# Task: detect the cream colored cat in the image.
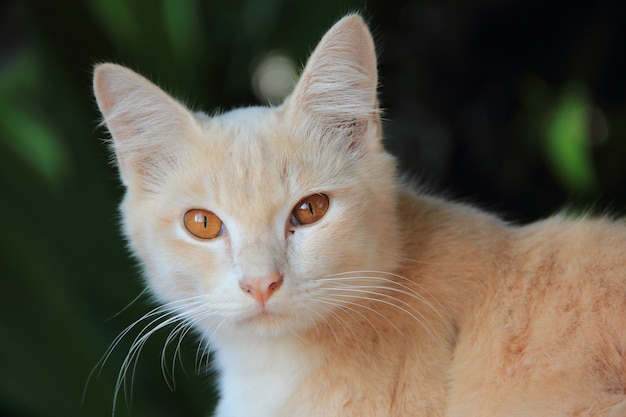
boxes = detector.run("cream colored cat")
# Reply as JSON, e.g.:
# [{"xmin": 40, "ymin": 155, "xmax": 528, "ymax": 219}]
[{"xmin": 93, "ymin": 14, "xmax": 626, "ymax": 417}]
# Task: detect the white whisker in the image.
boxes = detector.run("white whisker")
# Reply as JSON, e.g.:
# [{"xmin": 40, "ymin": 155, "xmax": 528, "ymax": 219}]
[
  {"xmin": 310, "ymin": 269, "xmax": 454, "ymax": 349},
  {"xmin": 327, "ymin": 289, "xmax": 442, "ymax": 344},
  {"xmin": 305, "ymin": 299, "xmax": 348, "ymax": 343},
  {"xmin": 316, "ymin": 296, "xmax": 399, "ymax": 346},
  {"xmin": 337, "ymin": 300, "xmax": 384, "ymax": 343},
  {"xmin": 84, "ymin": 293, "xmax": 222, "ymax": 416},
  {"xmin": 322, "ymin": 270, "xmax": 447, "ymax": 321}
]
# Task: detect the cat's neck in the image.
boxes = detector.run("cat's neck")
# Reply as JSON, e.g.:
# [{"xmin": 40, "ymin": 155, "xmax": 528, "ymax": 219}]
[
  {"xmin": 395, "ymin": 188, "xmax": 510, "ymax": 326},
  {"xmin": 212, "ymin": 330, "xmax": 318, "ymax": 416}
]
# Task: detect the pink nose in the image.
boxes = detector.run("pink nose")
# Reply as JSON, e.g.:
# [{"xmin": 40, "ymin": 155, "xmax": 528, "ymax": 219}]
[{"xmin": 239, "ymin": 272, "xmax": 284, "ymax": 306}]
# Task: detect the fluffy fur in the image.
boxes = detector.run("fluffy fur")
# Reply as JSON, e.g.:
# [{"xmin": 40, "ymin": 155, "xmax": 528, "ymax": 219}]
[{"xmin": 93, "ymin": 15, "xmax": 626, "ymax": 417}]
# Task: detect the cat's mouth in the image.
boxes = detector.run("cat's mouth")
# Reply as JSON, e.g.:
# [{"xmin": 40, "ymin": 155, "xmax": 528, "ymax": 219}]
[
  {"xmin": 245, "ymin": 307, "xmax": 283, "ymax": 322},
  {"xmin": 238, "ymin": 305, "xmax": 292, "ymax": 330}
]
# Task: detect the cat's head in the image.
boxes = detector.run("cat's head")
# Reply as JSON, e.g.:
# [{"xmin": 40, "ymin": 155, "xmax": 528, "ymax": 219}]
[{"xmin": 94, "ymin": 15, "xmax": 400, "ymax": 338}]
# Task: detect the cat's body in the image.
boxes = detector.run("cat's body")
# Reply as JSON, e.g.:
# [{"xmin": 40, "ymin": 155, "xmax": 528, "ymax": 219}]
[{"xmin": 94, "ymin": 15, "xmax": 626, "ymax": 417}]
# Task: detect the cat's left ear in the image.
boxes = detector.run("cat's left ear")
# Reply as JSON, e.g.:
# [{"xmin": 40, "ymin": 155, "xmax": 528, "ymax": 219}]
[{"xmin": 284, "ymin": 15, "xmax": 381, "ymax": 152}]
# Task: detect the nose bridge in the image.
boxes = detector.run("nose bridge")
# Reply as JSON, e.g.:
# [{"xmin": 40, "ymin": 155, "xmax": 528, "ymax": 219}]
[{"xmin": 235, "ymin": 231, "xmax": 282, "ymax": 277}]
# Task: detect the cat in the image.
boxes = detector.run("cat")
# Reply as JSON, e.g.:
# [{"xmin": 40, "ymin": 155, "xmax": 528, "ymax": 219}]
[{"xmin": 93, "ymin": 14, "xmax": 626, "ymax": 417}]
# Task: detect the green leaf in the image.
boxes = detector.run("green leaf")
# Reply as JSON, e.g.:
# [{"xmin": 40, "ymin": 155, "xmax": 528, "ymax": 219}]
[{"xmin": 545, "ymin": 82, "xmax": 596, "ymax": 194}]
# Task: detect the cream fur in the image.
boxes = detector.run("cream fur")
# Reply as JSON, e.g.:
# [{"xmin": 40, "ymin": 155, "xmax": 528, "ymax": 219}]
[{"xmin": 94, "ymin": 14, "xmax": 626, "ymax": 417}]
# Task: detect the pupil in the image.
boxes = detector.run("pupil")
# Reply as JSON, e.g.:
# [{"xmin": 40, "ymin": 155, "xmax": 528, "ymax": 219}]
[
  {"xmin": 203, "ymin": 215, "xmax": 208, "ymax": 228},
  {"xmin": 308, "ymin": 203, "xmax": 314, "ymax": 216}
]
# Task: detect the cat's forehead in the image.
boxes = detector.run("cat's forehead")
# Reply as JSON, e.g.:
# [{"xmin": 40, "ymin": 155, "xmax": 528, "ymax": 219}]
[
  {"xmin": 198, "ymin": 106, "xmax": 297, "ymax": 176},
  {"xmin": 195, "ymin": 105, "xmax": 346, "ymax": 179},
  {"xmin": 211, "ymin": 106, "xmax": 277, "ymax": 131}
]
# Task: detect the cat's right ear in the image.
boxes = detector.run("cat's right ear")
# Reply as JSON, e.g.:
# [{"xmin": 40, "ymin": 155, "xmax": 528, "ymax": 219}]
[
  {"xmin": 284, "ymin": 15, "xmax": 381, "ymax": 152},
  {"xmin": 93, "ymin": 63, "xmax": 200, "ymax": 191}
]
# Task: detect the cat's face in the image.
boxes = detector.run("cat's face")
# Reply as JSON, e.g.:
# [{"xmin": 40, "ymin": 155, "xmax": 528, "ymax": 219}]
[
  {"xmin": 94, "ymin": 15, "xmax": 400, "ymax": 337},
  {"xmin": 120, "ymin": 106, "xmax": 399, "ymax": 337}
]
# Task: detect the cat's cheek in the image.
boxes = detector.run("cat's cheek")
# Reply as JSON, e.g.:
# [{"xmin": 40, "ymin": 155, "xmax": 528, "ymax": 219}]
[
  {"xmin": 135, "ymin": 216, "xmax": 228, "ymax": 303},
  {"xmin": 286, "ymin": 223, "xmax": 343, "ymax": 280}
]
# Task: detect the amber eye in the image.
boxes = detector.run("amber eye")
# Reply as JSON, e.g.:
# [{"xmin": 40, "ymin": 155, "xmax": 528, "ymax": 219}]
[
  {"xmin": 292, "ymin": 194, "xmax": 329, "ymax": 226},
  {"xmin": 184, "ymin": 209, "xmax": 223, "ymax": 239}
]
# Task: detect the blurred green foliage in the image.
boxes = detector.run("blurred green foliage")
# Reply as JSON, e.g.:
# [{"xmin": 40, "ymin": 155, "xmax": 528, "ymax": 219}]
[
  {"xmin": 545, "ymin": 83, "xmax": 597, "ymax": 194},
  {"xmin": 1, "ymin": 0, "xmax": 625, "ymax": 416}
]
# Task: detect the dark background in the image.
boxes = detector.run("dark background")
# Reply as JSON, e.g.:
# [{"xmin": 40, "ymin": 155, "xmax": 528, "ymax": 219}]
[{"xmin": 1, "ymin": 0, "xmax": 625, "ymax": 416}]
